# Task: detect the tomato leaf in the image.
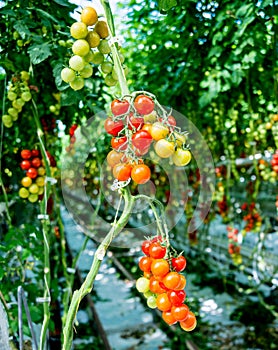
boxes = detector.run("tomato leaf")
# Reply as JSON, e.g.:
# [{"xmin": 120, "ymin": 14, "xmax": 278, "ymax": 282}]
[
  {"xmin": 13, "ymin": 21, "xmax": 31, "ymax": 39},
  {"xmin": 157, "ymin": 0, "xmax": 177, "ymax": 12},
  {"xmin": 27, "ymin": 43, "xmax": 52, "ymax": 64}
]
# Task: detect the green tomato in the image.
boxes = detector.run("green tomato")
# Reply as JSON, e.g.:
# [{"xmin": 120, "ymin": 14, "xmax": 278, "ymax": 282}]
[
  {"xmin": 28, "ymin": 194, "xmax": 39, "ymax": 203},
  {"xmin": 19, "ymin": 187, "xmax": 29, "ymax": 199},
  {"xmin": 2, "ymin": 114, "xmax": 12, "ymax": 124},
  {"xmin": 72, "ymin": 39, "xmax": 90, "ymax": 56},
  {"xmin": 101, "ymin": 61, "xmax": 113, "ymax": 74},
  {"xmin": 80, "ymin": 63, "xmax": 93, "ymax": 78},
  {"xmin": 91, "ymin": 52, "xmax": 104, "ymax": 65},
  {"xmin": 147, "ymin": 296, "xmax": 157, "ymax": 309},
  {"xmin": 70, "ymin": 22, "xmax": 88, "ymax": 39},
  {"xmin": 21, "ymin": 91, "xmax": 32, "ymax": 102},
  {"xmin": 7, "ymin": 91, "xmax": 17, "ymax": 101},
  {"xmin": 69, "ymin": 55, "xmax": 85, "ymax": 71},
  {"xmin": 70, "ymin": 77, "xmax": 85, "ymax": 91},
  {"xmin": 98, "ymin": 39, "xmax": 111, "ymax": 54},
  {"xmin": 61, "ymin": 67, "xmax": 76, "ymax": 83},
  {"xmin": 136, "ymin": 277, "xmax": 150, "ymax": 293},
  {"xmin": 104, "ymin": 74, "xmax": 117, "ymax": 87}
]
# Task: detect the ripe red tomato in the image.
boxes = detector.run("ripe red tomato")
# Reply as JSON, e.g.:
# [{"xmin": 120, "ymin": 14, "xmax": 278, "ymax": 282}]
[
  {"xmin": 134, "ymin": 95, "xmax": 155, "ymax": 115},
  {"xmin": 127, "ymin": 114, "xmax": 144, "ymax": 130},
  {"xmin": 151, "ymin": 259, "xmax": 170, "ymax": 277},
  {"xmin": 171, "ymin": 304, "xmax": 189, "ymax": 321},
  {"xmin": 159, "ymin": 115, "xmax": 176, "ymax": 128},
  {"xmin": 132, "ymin": 130, "xmax": 152, "ymax": 150},
  {"xmin": 20, "ymin": 160, "xmax": 31, "ymax": 170},
  {"xmin": 167, "ymin": 290, "xmax": 186, "ymax": 306},
  {"xmin": 21, "ymin": 149, "xmax": 32, "ymax": 159},
  {"xmin": 139, "ymin": 256, "xmax": 152, "ymax": 273},
  {"xmin": 149, "ymin": 242, "xmax": 166, "ymax": 259},
  {"xmin": 156, "ymin": 293, "xmax": 172, "ymax": 311},
  {"xmin": 104, "ymin": 117, "xmax": 124, "ymax": 136},
  {"xmin": 112, "ymin": 163, "xmax": 132, "ymax": 181},
  {"xmin": 107, "ymin": 150, "xmax": 123, "ymax": 168},
  {"xmin": 111, "ymin": 99, "xmax": 130, "ymax": 116},
  {"xmin": 162, "ymin": 272, "xmax": 181, "ymax": 290},
  {"xmin": 26, "ymin": 167, "xmax": 38, "ymax": 179},
  {"xmin": 141, "ymin": 240, "xmax": 152, "ymax": 255},
  {"xmin": 31, "ymin": 149, "xmax": 40, "ymax": 157},
  {"xmin": 131, "ymin": 164, "xmax": 151, "ymax": 184},
  {"xmin": 111, "ymin": 136, "xmax": 128, "ymax": 150},
  {"xmin": 172, "ymin": 256, "xmax": 187, "ymax": 272},
  {"xmin": 31, "ymin": 157, "xmax": 41, "ymax": 168},
  {"xmin": 162, "ymin": 310, "xmax": 177, "ymax": 325}
]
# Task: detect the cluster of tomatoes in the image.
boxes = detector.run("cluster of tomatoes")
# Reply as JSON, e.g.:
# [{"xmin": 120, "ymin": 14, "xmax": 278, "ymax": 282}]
[
  {"xmin": 66, "ymin": 124, "xmax": 78, "ymax": 153},
  {"xmin": 241, "ymin": 202, "xmax": 262, "ymax": 233},
  {"xmin": 18, "ymin": 149, "xmax": 56, "ymax": 203},
  {"xmin": 2, "ymin": 71, "xmax": 32, "ymax": 128},
  {"xmin": 105, "ymin": 93, "xmax": 191, "ymax": 185},
  {"xmin": 61, "ymin": 6, "xmax": 126, "ymax": 90},
  {"xmin": 135, "ymin": 236, "xmax": 197, "ymax": 331},
  {"xmin": 227, "ymin": 226, "xmax": 242, "ymax": 265},
  {"xmin": 271, "ymin": 150, "xmax": 278, "ymax": 175}
]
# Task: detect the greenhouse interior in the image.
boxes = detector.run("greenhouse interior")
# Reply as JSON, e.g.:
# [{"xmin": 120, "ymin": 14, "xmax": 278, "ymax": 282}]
[{"xmin": 0, "ymin": 0, "xmax": 277, "ymax": 349}]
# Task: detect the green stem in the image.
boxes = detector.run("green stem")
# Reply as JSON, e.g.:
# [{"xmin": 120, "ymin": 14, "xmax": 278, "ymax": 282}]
[
  {"xmin": 100, "ymin": 0, "xmax": 130, "ymax": 96},
  {"xmin": 62, "ymin": 188, "xmax": 135, "ymax": 350}
]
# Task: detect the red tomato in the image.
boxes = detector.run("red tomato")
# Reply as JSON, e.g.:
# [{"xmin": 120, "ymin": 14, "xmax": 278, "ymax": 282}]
[
  {"xmin": 107, "ymin": 150, "xmax": 124, "ymax": 168},
  {"xmin": 21, "ymin": 149, "xmax": 32, "ymax": 159},
  {"xmin": 149, "ymin": 242, "xmax": 166, "ymax": 259},
  {"xmin": 131, "ymin": 164, "xmax": 151, "ymax": 184},
  {"xmin": 162, "ymin": 310, "xmax": 177, "ymax": 325},
  {"xmin": 159, "ymin": 115, "xmax": 176, "ymax": 128},
  {"xmin": 172, "ymin": 256, "xmax": 187, "ymax": 272},
  {"xmin": 112, "ymin": 163, "xmax": 132, "ymax": 181},
  {"xmin": 134, "ymin": 95, "xmax": 155, "ymax": 115},
  {"xmin": 111, "ymin": 136, "xmax": 128, "ymax": 150},
  {"xmin": 151, "ymin": 259, "xmax": 170, "ymax": 277},
  {"xmin": 138, "ymin": 256, "xmax": 152, "ymax": 273},
  {"xmin": 104, "ymin": 117, "xmax": 124, "ymax": 136},
  {"xmin": 156, "ymin": 293, "xmax": 172, "ymax": 311},
  {"xmin": 132, "ymin": 130, "xmax": 152, "ymax": 150},
  {"xmin": 26, "ymin": 167, "xmax": 38, "ymax": 179},
  {"xmin": 111, "ymin": 99, "xmax": 130, "ymax": 116},
  {"xmin": 31, "ymin": 149, "xmax": 40, "ymax": 157},
  {"xmin": 20, "ymin": 160, "xmax": 31, "ymax": 170},
  {"xmin": 162, "ymin": 272, "xmax": 181, "ymax": 290},
  {"xmin": 167, "ymin": 290, "xmax": 186, "ymax": 306},
  {"xmin": 127, "ymin": 114, "xmax": 144, "ymax": 130},
  {"xmin": 171, "ymin": 304, "xmax": 189, "ymax": 321},
  {"xmin": 149, "ymin": 276, "xmax": 168, "ymax": 294},
  {"xmin": 31, "ymin": 157, "xmax": 41, "ymax": 168},
  {"xmin": 141, "ymin": 240, "xmax": 152, "ymax": 256}
]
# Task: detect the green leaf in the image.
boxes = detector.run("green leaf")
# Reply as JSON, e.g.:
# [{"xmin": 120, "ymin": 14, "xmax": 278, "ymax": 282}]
[
  {"xmin": 29, "ymin": 8, "xmax": 59, "ymax": 24},
  {"xmin": 53, "ymin": 0, "xmax": 72, "ymax": 6},
  {"xmin": 61, "ymin": 89, "xmax": 83, "ymax": 106},
  {"xmin": 27, "ymin": 43, "xmax": 52, "ymax": 64},
  {"xmin": 157, "ymin": 0, "xmax": 177, "ymax": 12},
  {"xmin": 13, "ymin": 21, "xmax": 31, "ymax": 39}
]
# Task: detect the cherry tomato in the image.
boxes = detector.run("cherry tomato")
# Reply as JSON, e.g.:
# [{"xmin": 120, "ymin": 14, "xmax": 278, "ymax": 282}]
[
  {"xmin": 132, "ymin": 130, "xmax": 152, "ymax": 150},
  {"xmin": 131, "ymin": 164, "xmax": 151, "ymax": 184},
  {"xmin": 142, "ymin": 123, "xmax": 153, "ymax": 135},
  {"xmin": 20, "ymin": 160, "xmax": 31, "ymax": 170},
  {"xmin": 154, "ymin": 139, "xmax": 175, "ymax": 158},
  {"xmin": 26, "ymin": 167, "xmax": 38, "ymax": 179},
  {"xmin": 141, "ymin": 239, "xmax": 152, "ymax": 256},
  {"xmin": 162, "ymin": 310, "xmax": 177, "ymax": 325},
  {"xmin": 156, "ymin": 293, "xmax": 172, "ymax": 311},
  {"xmin": 149, "ymin": 276, "xmax": 168, "ymax": 294},
  {"xmin": 107, "ymin": 150, "xmax": 124, "ymax": 168},
  {"xmin": 21, "ymin": 176, "xmax": 32, "ymax": 187},
  {"xmin": 134, "ymin": 95, "xmax": 155, "ymax": 115},
  {"xmin": 139, "ymin": 256, "xmax": 152, "ymax": 273},
  {"xmin": 104, "ymin": 117, "xmax": 124, "ymax": 136},
  {"xmin": 172, "ymin": 149, "xmax": 191, "ymax": 166},
  {"xmin": 133, "ymin": 145, "xmax": 150, "ymax": 157},
  {"xmin": 31, "ymin": 157, "xmax": 41, "ymax": 168},
  {"xmin": 149, "ymin": 242, "xmax": 166, "ymax": 259},
  {"xmin": 179, "ymin": 311, "xmax": 197, "ymax": 331},
  {"xmin": 112, "ymin": 163, "xmax": 132, "ymax": 181},
  {"xmin": 31, "ymin": 149, "xmax": 40, "ymax": 157},
  {"xmin": 159, "ymin": 115, "xmax": 176, "ymax": 128},
  {"xmin": 162, "ymin": 272, "xmax": 181, "ymax": 290},
  {"xmin": 150, "ymin": 122, "xmax": 169, "ymax": 141},
  {"xmin": 172, "ymin": 256, "xmax": 187, "ymax": 272},
  {"xmin": 111, "ymin": 99, "xmax": 130, "ymax": 116},
  {"xmin": 151, "ymin": 259, "xmax": 170, "ymax": 277},
  {"xmin": 171, "ymin": 304, "xmax": 189, "ymax": 321},
  {"xmin": 175, "ymin": 275, "xmax": 186, "ymax": 290},
  {"xmin": 127, "ymin": 114, "xmax": 144, "ymax": 130},
  {"xmin": 111, "ymin": 136, "xmax": 128, "ymax": 150},
  {"xmin": 167, "ymin": 290, "xmax": 186, "ymax": 306},
  {"xmin": 21, "ymin": 149, "xmax": 32, "ymax": 159}
]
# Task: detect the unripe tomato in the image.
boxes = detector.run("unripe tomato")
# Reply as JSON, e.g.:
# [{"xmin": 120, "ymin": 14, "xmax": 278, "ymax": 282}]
[
  {"xmin": 70, "ymin": 22, "xmax": 88, "ymax": 39},
  {"xmin": 154, "ymin": 139, "xmax": 175, "ymax": 158},
  {"xmin": 136, "ymin": 277, "xmax": 150, "ymax": 293},
  {"xmin": 19, "ymin": 187, "xmax": 29, "ymax": 199},
  {"xmin": 107, "ymin": 150, "xmax": 124, "ymax": 168},
  {"xmin": 104, "ymin": 118, "xmax": 124, "ymax": 136},
  {"xmin": 21, "ymin": 149, "xmax": 32, "ymax": 159},
  {"xmin": 131, "ymin": 164, "xmax": 151, "ymax": 184},
  {"xmin": 172, "ymin": 149, "xmax": 191, "ymax": 166},
  {"xmin": 95, "ymin": 21, "xmax": 109, "ymax": 39},
  {"xmin": 113, "ymin": 163, "xmax": 132, "ymax": 181},
  {"xmin": 21, "ymin": 176, "xmax": 32, "ymax": 187},
  {"xmin": 86, "ymin": 30, "xmax": 100, "ymax": 48},
  {"xmin": 132, "ymin": 130, "xmax": 152, "ymax": 150},
  {"xmin": 36, "ymin": 177, "xmax": 45, "ymax": 187},
  {"xmin": 150, "ymin": 122, "xmax": 169, "ymax": 141},
  {"xmin": 134, "ymin": 95, "xmax": 155, "ymax": 115},
  {"xmin": 111, "ymin": 99, "xmax": 130, "ymax": 116}
]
